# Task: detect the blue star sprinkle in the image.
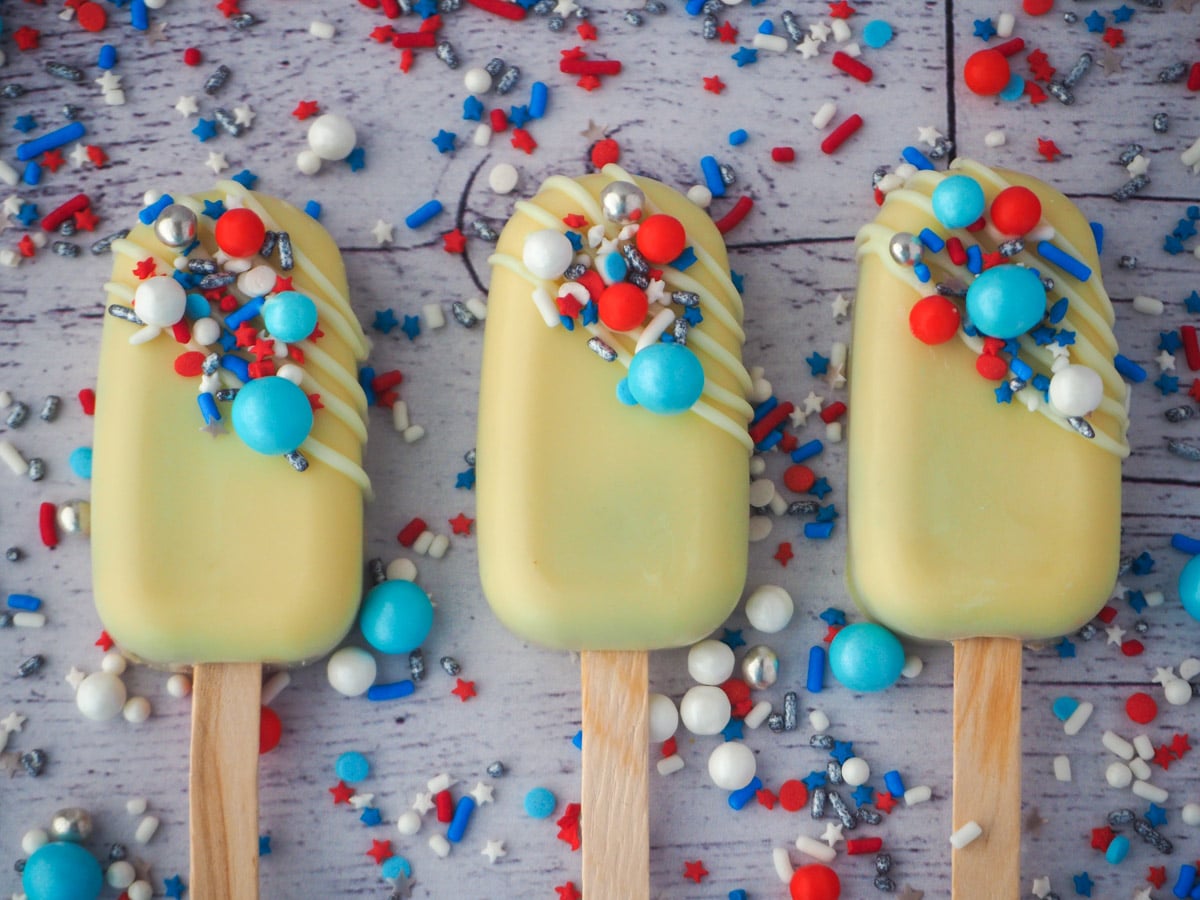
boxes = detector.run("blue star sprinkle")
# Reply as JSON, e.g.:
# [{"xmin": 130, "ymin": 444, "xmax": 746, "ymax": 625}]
[
  {"xmin": 1131, "ymin": 550, "xmax": 1155, "ymax": 575},
  {"xmin": 414, "ymin": 0, "xmax": 438, "ymax": 16},
  {"xmin": 730, "ymin": 271, "xmax": 745, "ymax": 293},
  {"xmin": 972, "ymin": 18, "xmax": 996, "ymax": 40},
  {"xmin": 994, "ymin": 383, "xmax": 1014, "ymax": 404},
  {"xmin": 508, "ymin": 105, "xmax": 532, "ymax": 128},
  {"xmin": 816, "ymin": 505, "xmax": 839, "ymax": 523},
  {"xmin": 721, "ymin": 718, "xmax": 745, "ymax": 742},
  {"xmin": 1164, "ymin": 235, "xmax": 1185, "ymax": 255},
  {"xmin": 851, "ymin": 784, "xmax": 875, "ymax": 806},
  {"xmin": 346, "ymin": 147, "xmax": 366, "ymax": 172},
  {"xmin": 1030, "ymin": 326, "xmax": 1056, "ymax": 346},
  {"xmin": 259, "ymin": 835, "xmax": 272, "ymax": 856},
  {"xmin": 164, "ymin": 875, "xmax": 187, "ymax": 899},
  {"xmin": 1145, "ymin": 803, "xmax": 1167, "ymax": 827},
  {"xmin": 1154, "ymin": 373, "xmax": 1179, "ymax": 396},
  {"xmin": 15, "ymin": 203, "xmax": 39, "ymax": 228},
  {"xmin": 14, "ymin": 115, "xmax": 37, "ymax": 133},
  {"xmin": 1159, "ymin": 331, "xmax": 1184, "ymax": 353},
  {"xmin": 809, "ymin": 477, "xmax": 832, "ymax": 500},
  {"xmin": 192, "ymin": 118, "xmax": 217, "ymax": 142},
  {"xmin": 683, "ymin": 304, "xmax": 704, "ymax": 326},
  {"xmin": 1186, "ymin": 291, "xmax": 1200, "ymax": 314},
  {"xmin": 455, "ymin": 468, "xmax": 476, "ymax": 490},
  {"xmin": 231, "ymin": 169, "xmax": 258, "ymax": 189},
  {"xmin": 806, "ymin": 352, "xmax": 830, "ymax": 376},
  {"xmin": 1053, "ymin": 330, "xmax": 1076, "ymax": 347},
  {"xmin": 431, "ymin": 129, "xmax": 457, "ymax": 154},
  {"xmin": 1174, "ymin": 218, "xmax": 1197, "ymax": 240},
  {"xmin": 1111, "ymin": 4, "xmax": 1134, "ymax": 22},
  {"xmin": 1056, "ymin": 637, "xmax": 1077, "ymax": 659},
  {"xmin": 373, "ymin": 309, "xmax": 399, "ymax": 334},
  {"xmin": 1126, "ymin": 589, "xmax": 1147, "ymax": 613},
  {"xmin": 802, "ymin": 770, "xmax": 827, "ymax": 790},
  {"xmin": 580, "ymin": 300, "xmax": 598, "ymax": 327},
  {"xmin": 1072, "ymin": 871, "xmax": 1093, "ymax": 896},
  {"xmin": 462, "ymin": 96, "xmax": 484, "ymax": 121},
  {"xmin": 401, "ymin": 314, "xmax": 421, "ymax": 340},
  {"xmin": 1084, "ymin": 10, "xmax": 1106, "ymax": 32},
  {"xmin": 721, "ymin": 628, "xmax": 746, "ymax": 649},
  {"xmin": 202, "ymin": 199, "xmax": 226, "ymax": 220},
  {"xmin": 360, "ymin": 807, "xmax": 383, "ymax": 827},
  {"xmin": 731, "ymin": 47, "xmax": 758, "ymax": 67},
  {"xmin": 819, "ymin": 608, "xmax": 846, "ymax": 627},
  {"xmin": 830, "ymin": 740, "xmax": 855, "ymax": 764}
]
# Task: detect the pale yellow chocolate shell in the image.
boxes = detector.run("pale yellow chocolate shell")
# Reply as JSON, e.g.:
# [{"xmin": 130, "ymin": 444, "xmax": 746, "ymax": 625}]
[
  {"xmin": 92, "ymin": 187, "xmax": 368, "ymax": 666},
  {"xmin": 846, "ymin": 161, "xmax": 1124, "ymax": 642},
  {"xmin": 477, "ymin": 169, "xmax": 750, "ymax": 651}
]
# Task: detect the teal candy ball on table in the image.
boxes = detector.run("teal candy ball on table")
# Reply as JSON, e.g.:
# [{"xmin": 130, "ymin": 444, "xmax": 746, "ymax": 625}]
[
  {"xmin": 23, "ymin": 842, "xmax": 103, "ymax": 900},
  {"xmin": 1179, "ymin": 555, "xmax": 1200, "ymax": 621},
  {"xmin": 828, "ymin": 622, "xmax": 905, "ymax": 692},
  {"xmin": 230, "ymin": 376, "xmax": 314, "ymax": 455},
  {"xmin": 619, "ymin": 343, "xmax": 705, "ymax": 415},
  {"xmin": 262, "ymin": 290, "xmax": 318, "ymax": 343},
  {"xmin": 931, "ymin": 174, "xmax": 986, "ymax": 229},
  {"xmin": 965, "ymin": 265, "xmax": 1046, "ymax": 339},
  {"xmin": 360, "ymin": 580, "xmax": 434, "ymax": 654}
]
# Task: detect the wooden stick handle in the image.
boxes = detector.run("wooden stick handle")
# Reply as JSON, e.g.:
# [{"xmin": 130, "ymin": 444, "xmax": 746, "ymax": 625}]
[
  {"xmin": 952, "ymin": 637, "xmax": 1022, "ymax": 900},
  {"xmin": 581, "ymin": 650, "xmax": 649, "ymax": 900},
  {"xmin": 190, "ymin": 662, "xmax": 262, "ymax": 900}
]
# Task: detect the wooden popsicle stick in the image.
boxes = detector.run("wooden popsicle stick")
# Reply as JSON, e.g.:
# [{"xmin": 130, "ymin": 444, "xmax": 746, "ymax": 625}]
[
  {"xmin": 581, "ymin": 650, "xmax": 650, "ymax": 900},
  {"xmin": 952, "ymin": 636, "xmax": 1022, "ymax": 900},
  {"xmin": 190, "ymin": 662, "xmax": 263, "ymax": 900}
]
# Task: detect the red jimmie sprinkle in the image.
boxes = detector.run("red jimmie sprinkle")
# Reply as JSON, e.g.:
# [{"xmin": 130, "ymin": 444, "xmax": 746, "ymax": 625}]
[
  {"xmin": 559, "ymin": 57, "xmax": 622, "ymax": 77},
  {"xmin": 380, "ymin": 0, "xmax": 401, "ymax": 17},
  {"xmin": 41, "ymin": 194, "xmax": 89, "ymax": 232},
  {"xmin": 419, "ymin": 13, "xmax": 442, "ymax": 32},
  {"xmin": 1096, "ymin": 605, "xmax": 1118, "ymax": 624},
  {"xmin": 1121, "ymin": 639, "xmax": 1145, "ymax": 657},
  {"xmin": 399, "ymin": 49, "xmax": 414, "ymax": 73},
  {"xmin": 171, "ymin": 319, "xmax": 191, "ymax": 344},
  {"xmin": 371, "ymin": 370, "xmax": 404, "ymax": 393},
  {"xmin": 375, "ymin": 391, "xmax": 398, "ymax": 408},
  {"xmin": 748, "ymin": 401, "xmax": 794, "ymax": 444},
  {"xmin": 770, "ymin": 147, "xmax": 795, "ymax": 163},
  {"xmin": 392, "ymin": 31, "xmax": 436, "ymax": 48},
  {"xmin": 715, "ymin": 196, "xmax": 754, "ymax": 235},
  {"xmin": 821, "ymin": 114, "xmax": 863, "ymax": 155},
  {"xmin": 397, "ymin": 517, "xmax": 427, "ymax": 547},
  {"xmin": 1189, "ymin": 62, "xmax": 1200, "ymax": 92},
  {"xmin": 1181, "ymin": 325, "xmax": 1200, "ymax": 371},
  {"xmin": 994, "ymin": 37, "xmax": 1026, "ymax": 57},
  {"xmin": 661, "ymin": 736, "xmax": 677, "ymax": 757},
  {"xmin": 819, "ymin": 401, "xmax": 847, "ymax": 424},
  {"xmin": 831, "ymin": 51, "xmax": 872, "ymax": 83},
  {"xmin": 78, "ymin": 388, "xmax": 96, "ymax": 415},
  {"xmin": 847, "ymin": 837, "xmax": 883, "ymax": 855},
  {"xmin": 489, "ymin": 108, "xmax": 508, "ymax": 132},
  {"xmin": 39, "ymin": 502, "xmax": 58, "ymax": 549},
  {"xmin": 466, "ymin": 0, "xmax": 527, "ymax": 19},
  {"xmin": 435, "ymin": 789, "xmax": 454, "ymax": 823},
  {"xmin": 946, "ymin": 236, "xmax": 967, "ymax": 266}
]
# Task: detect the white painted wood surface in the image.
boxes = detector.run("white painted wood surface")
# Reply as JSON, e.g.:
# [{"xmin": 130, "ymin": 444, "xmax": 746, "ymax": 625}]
[{"xmin": 2, "ymin": 2, "xmax": 1199, "ymax": 897}]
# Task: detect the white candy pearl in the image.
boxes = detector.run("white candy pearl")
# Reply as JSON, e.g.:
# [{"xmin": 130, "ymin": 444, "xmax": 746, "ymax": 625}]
[
  {"xmin": 687, "ymin": 639, "xmax": 735, "ymax": 685},
  {"xmin": 745, "ymin": 584, "xmax": 794, "ymax": 633},
  {"xmin": 125, "ymin": 797, "xmax": 147, "ymax": 816},
  {"xmin": 521, "ymin": 229, "xmax": 575, "ymax": 279},
  {"xmin": 276, "ymin": 363, "xmax": 305, "ymax": 386},
  {"xmin": 687, "ymin": 185, "xmax": 713, "ymax": 208},
  {"xmin": 648, "ymin": 693, "xmax": 680, "ymax": 743},
  {"xmin": 296, "ymin": 150, "xmax": 322, "ymax": 176},
  {"xmin": 76, "ymin": 672, "xmax": 127, "ymax": 721},
  {"xmin": 679, "ymin": 685, "xmax": 731, "ymax": 736},
  {"xmin": 488, "ymin": 163, "xmax": 519, "ymax": 195},
  {"xmin": 192, "ymin": 316, "xmax": 221, "ymax": 346},
  {"xmin": 1180, "ymin": 657, "xmax": 1200, "ymax": 680},
  {"xmin": 238, "ymin": 265, "xmax": 277, "ymax": 299},
  {"xmin": 463, "ymin": 67, "xmax": 492, "ymax": 94},
  {"xmin": 133, "ymin": 276, "xmax": 186, "ymax": 326},
  {"xmin": 1183, "ymin": 803, "xmax": 1200, "ymax": 826},
  {"xmin": 1164, "ymin": 678, "xmax": 1192, "ymax": 706},
  {"xmin": 396, "ymin": 810, "xmax": 422, "ymax": 835},
  {"xmin": 106, "ymin": 860, "xmax": 136, "ymax": 890},
  {"xmin": 1106, "ymin": 761, "xmax": 1133, "ymax": 789},
  {"xmin": 166, "ymin": 673, "xmax": 191, "ymax": 698},
  {"xmin": 128, "ymin": 881, "xmax": 153, "ymax": 900},
  {"xmin": 123, "ymin": 696, "xmax": 151, "ymax": 724},
  {"xmin": 21, "ymin": 828, "xmax": 48, "ymax": 855},
  {"xmin": 101, "ymin": 651, "xmax": 127, "ymax": 675},
  {"xmin": 327, "ymin": 647, "xmax": 376, "ymax": 697},
  {"xmin": 707, "ymin": 741, "xmax": 756, "ymax": 790},
  {"xmin": 841, "ymin": 757, "xmax": 870, "ymax": 787},
  {"xmin": 386, "ymin": 558, "xmax": 418, "ymax": 581},
  {"xmin": 306, "ymin": 113, "xmax": 357, "ymax": 161},
  {"xmin": 1048, "ymin": 364, "xmax": 1103, "ymax": 417}
]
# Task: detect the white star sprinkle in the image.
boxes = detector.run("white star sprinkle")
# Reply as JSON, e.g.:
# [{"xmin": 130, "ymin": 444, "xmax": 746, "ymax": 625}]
[
  {"xmin": 372, "ymin": 219, "xmax": 394, "ymax": 245},
  {"xmin": 174, "ymin": 95, "xmax": 198, "ymax": 118},
  {"xmin": 65, "ymin": 667, "xmax": 87, "ymax": 691},
  {"xmin": 3, "ymin": 195, "xmax": 23, "ymax": 217},
  {"xmin": 200, "ymin": 420, "xmax": 226, "ymax": 437},
  {"xmin": 205, "ymin": 151, "xmax": 229, "ymax": 175},
  {"xmin": 788, "ymin": 407, "xmax": 808, "ymax": 429},
  {"xmin": 808, "ymin": 21, "xmax": 832, "ymax": 42},
  {"xmin": 233, "ymin": 104, "xmax": 256, "ymax": 127},
  {"xmin": 69, "ymin": 143, "xmax": 91, "ymax": 168},
  {"xmin": 830, "ymin": 293, "xmax": 850, "ymax": 319},
  {"xmin": 348, "ymin": 792, "xmax": 375, "ymax": 809},
  {"xmin": 1152, "ymin": 666, "xmax": 1178, "ymax": 686},
  {"xmin": 1105, "ymin": 624, "xmax": 1126, "ymax": 646},
  {"xmin": 826, "ymin": 368, "xmax": 847, "ymax": 390},
  {"xmin": 95, "ymin": 71, "xmax": 122, "ymax": 92},
  {"xmin": 820, "ymin": 821, "xmax": 844, "ymax": 847},
  {"xmin": 644, "ymin": 278, "xmax": 667, "ymax": 305},
  {"xmin": 1030, "ymin": 875, "xmax": 1051, "ymax": 898},
  {"xmin": 480, "ymin": 839, "xmax": 506, "ymax": 863},
  {"xmin": 412, "ymin": 792, "xmax": 435, "ymax": 815},
  {"xmin": 553, "ymin": 0, "xmax": 579, "ymax": 14},
  {"xmin": 1158, "ymin": 350, "xmax": 1176, "ymax": 372},
  {"xmin": 1, "ymin": 712, "xmax": 26, "ymax": 733},
  {"xmin": 1126, "ymin": 154, "xmax": 1150, "ymax": 177},
  {"xmin": 796, "ymin": 36, "xmax": 821, "ymax": 59},
  {"xmin": 917, "ymin": 125, "xmax": 944, "ymax": 147},
  {"xmin": 1132, "ymin": 888, "xmax": 1153, "ymax": 900},
  {"xmin": 469, "ymin": 782, "xmax": 495, "ymax": 805},
  {"xmin": 802, "ymin": 391, "xmax": 825, "ymax": 415}
]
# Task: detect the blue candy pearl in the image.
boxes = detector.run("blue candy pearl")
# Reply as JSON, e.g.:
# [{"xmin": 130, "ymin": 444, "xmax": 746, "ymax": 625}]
[
  {"xmin": 524, "ymin": 786, "xmax": 557, "ymax": 819},
  {"xmin": 22, "ymin": 842, "xmax": 103, "ymax": 900},
  {"xmin": 381, "ymin": 857, "xmax": 412, "ymax": 879},
  {"xmin": 965, "ymin": 265, "xmax": 1046, "ymax": 339},
  {"xmin": 262, "ymin": 290, "xmax": 318, "ymax": 343},
  {"xmin": 622, "ymin": 342, "xmax": 705, "ymax": 415},
  {"xmin": 1178, "ymin": 555, "xmax": 1200, "ymax": 621},
  {"xmin": 931, "ymin": 174, "xmax": 986, "ymax": 230},
  {"xmin": 828, "ymin": 622, "xmax": 905, "ymax": 692},
  {"xmin": 184, "ymin": 291, "xmax": 211, "ymax": 321},
  {"xmin": 230, "ymin": 376, "xmax": 314, "ymax": 455},
  {"xmin": 69, "ymin": 447, "xmax": 93, "ymax": 479},
  {"xmin": 335, "ymin": 750, "xmax": 371, "ymax": 783},
  {"xmin": 359, "ymin": 580, "xmax": 434, "ymax": 655}
]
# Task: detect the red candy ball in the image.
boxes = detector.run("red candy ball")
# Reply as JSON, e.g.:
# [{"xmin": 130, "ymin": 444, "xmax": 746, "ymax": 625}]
[
  {"xmin": 635, "ymin": 214, "xmax": 687, "ymax": 264},
  {"xmin": 989, "ymin": 186, "xmax": 1042, "ymax": 236},
  {"xmin": 183, "ymin": 47, "xmax": 202, "ymax": 66},
  {"xmin": 260, "ymin": 706, "xmax": 282, "ymax": 754},
  {"xmin": 909, "ymin": 295, "xmax": 961, "ymax": 345},
  {"xmin": 214, "ymin": 207, "xmax": 267, "ymax": 258},
  {"xmin": 976, "ymin": 353, "xmax": 1009, "ymax": 381},
  {"xmin": 1023, "ymin": 0, "xmax": 1053, "ymax": 14},
  {"xmin": 598, "ymin": 282, "xmax": 648, "ymax": 332},
  {"xmin": 591, "ymin": 138, "xmax": 620, "ymax": 169},
  {"xmin": 790, "ymin": 863, "xmax": 841, "ymax": 900},
  {"xmin": 963, "ymin": 49, "xmax": 1011, "ymax": 96},
  {"xmin": 1125, "ymin": 692, "xmax": 1158, "ymax": 725},
  {"xmin": 783, "ymin": 464, "xmax": 816, "ymax": 493}
]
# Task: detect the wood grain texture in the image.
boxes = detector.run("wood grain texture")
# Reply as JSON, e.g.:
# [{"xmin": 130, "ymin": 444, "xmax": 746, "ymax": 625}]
[
  {"xmin": 581, "ymin": 651, "xmax": 649, "ymax": 900},
  {"xmin": 953, "ymin": 638, "xmax": 1021, "ymax": 900},
  {"xmin": 189, "ymin": 663, "xmax": 262, "ymax": 900}
]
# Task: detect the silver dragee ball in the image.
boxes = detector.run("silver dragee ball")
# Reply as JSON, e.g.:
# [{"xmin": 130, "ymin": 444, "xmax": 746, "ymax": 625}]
[
  {"xmin": 741, "ymin": 645, "xmax": 779, "ymax": 689},
  {"xmin": 888, "ymin": 231, "xmax": 923, "ymax": 267},
  {"xmin": 154, "ymin": 204, "xmax": 198, "ymax": 247},
  {"xmin": 599, "ymin": 181, "xmax": 645, "ymax": 225},
  {"xmin": 57, "ymin": 500, "xmax": 91, "ymax": 536},
  {"xmin": 50, "ymin": 807, "xmax": 94, "ymax": 842}
]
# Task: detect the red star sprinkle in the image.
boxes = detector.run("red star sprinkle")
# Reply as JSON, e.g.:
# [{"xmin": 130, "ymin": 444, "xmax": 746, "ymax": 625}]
[
  {"xmin": 365, "ymin": 839, "xmax": 393, "ymax": 865},
  {"xmin": 703, "ymin": 75, "xmax": 726, "ymax": 94},
  {"xmin": 1025, "ymin": 82, "xmax": 1048, "ymax": 105},
  {"xmin": 308, "ymin": 393, "xmax": 324, "ymax": 411},
  {"xmin": 216, "ymin": 0, "xmax": 241, "ymax": 18},
  {"xmin": 329, "ymin": 780, "xmax": 354, "ymax": 804},
  {"xmin": 829, "ymin": 0, "xmax": 855, "ymax": 18},
  {"xmin": 1089, "ymin": 825, "xmax": 1115, "ymax": 850},
  {"xmin": 370, "ymin": 25, "xmax": 395, "ymax": 43},
  {"xmin": 576, "ymin": 74, "xmax": 601, "ymax": 92},
  {"xmin": 980, "ymin": 251, "xmax": 1005, "ymax": 270},
  {"xmin": 557, "ymin": 294, "xmax": 583, "ymax": 318},
  {"xmin": 823, "ymin": 624, "xmax": 843, "ymax": 643},
  {"xmin": 41, "ymin": 149, "xmax": 66, "ymax": 173},
  {"xmin": 308, "ymin": 325, "xmax": 325, "ymax": 342},
  {"xmin": 554, "ymin": 883, "xmax": 581, "ymax": 900},
  {"xmin": 874, "ymin": 791, "xmax": 900, "ymax": 814},
  {"xmin": 562, "ymin": 214, "xmax": 587, "ymax": 228},
  {"xmin": 560, "ymin": 46, "xmax": 586, "ymax": 62},
  {"xmin": 1171, "ymin": 733, "xmax": 1192, "ymax": 757},
  {"xmin": 442, "ymin": 228, "xmax": 466, "ymax": 253},
  {"xmin": 74, "ymin": 207, "xmax": 100, "ymax": 232},
  {"xmin": 292, "ymin": 100, "xmax": 320, "ymax": 120},
  {"xmin": 773, "ymin": 542, "xmax": 794, "ymax": 566},
  {"xmin": 683, "ymin": 860, "xmax": 708, "ymax": 884},
  {"xmin": 449, "ymin": 513, "xmax": 474, "ymax": 536},
  {"xmin": 17, "ymin": 235, "xmax": 36, "ymax": 258},
  {"xmin": 234, "ymin": 322, "xmax": 259, "ymax": 349},
  {"xmin": 717, "ymin": 21, "xmax": 738, "ymax": 43},
  {"xmin": 1036, "ymin": 138, "xmax": 1062, "ymax": 161},
  {"xmin": 1102, "ymin": 27, "xmax": 1125, "ymax": 48},
  {"xmin": 1148, "ymin": 866, "xmax": 1167, "ymax": 889},
  {"xmin": 273, "ymin": 275, "xmax": 294, "ymax": 293},
  {"xmin": 86, "ymin": 145, "xmax": 108, "ymax": 167},
  {"xmin": 511, "ymin": 128, "xmax": 537, "ymax": 154},
  {"xmin": 250, "ymin": 338, "xmax": 275, "ymax": 361},
  {"xmin": 132, "ymin": 258, "xmax": 156, "ymax": 279},
  {"xmin": 556, "ymin": 820, "xmax": 581, "ymax": 851},
  {"xmin": 451, "ymin": 678, "xmax": 476, "ymax": 701},
  {"xmin": 576, "ymin": 21, "xmax": 597, "ymax": 40},
  {"xmin": 755, "ymin": 788, "xmax": 777, "ymax": 810},
  {"xmin": 399, "ymin": 49, "xmax": 414, "ymax": 73},
  {"xmin": 1153, "ymin": 743, "xmax": 1174, "ymax": 769},
  {"xmin": 95, "ymin": 631, "xmax": 114, "ymax": 651},
  {"xmin": 13, "ymin": 26, "xmax": 41, "ymax": 51}
]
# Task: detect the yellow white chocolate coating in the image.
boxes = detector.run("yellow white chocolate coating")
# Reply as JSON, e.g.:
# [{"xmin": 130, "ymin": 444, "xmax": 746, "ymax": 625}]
[
  {"xmin": 847, "ymin": 159, "xmax": 1126, "ymax": 642},
  {"xmin": 92, "ymin": 183, "xmax": 369, "ymax": 665},
  {"xmin": 477, "ymin": 166, "xmax": 751, "ymax": 651}
]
